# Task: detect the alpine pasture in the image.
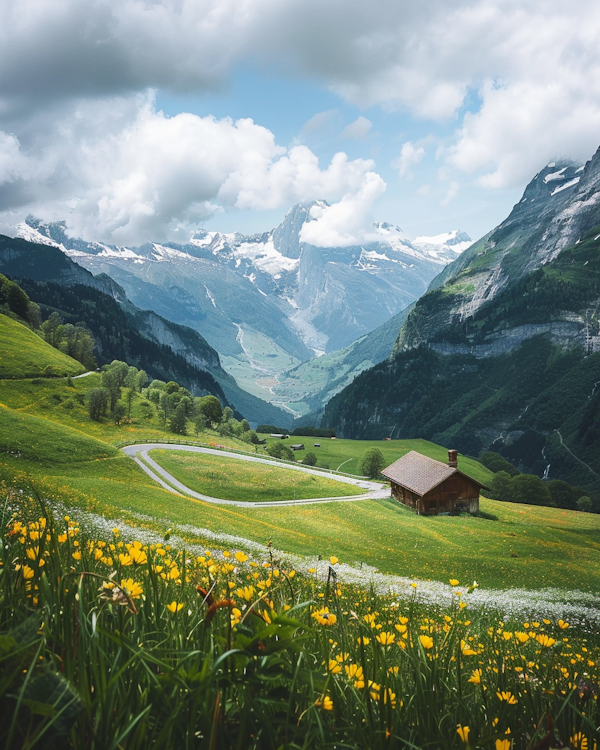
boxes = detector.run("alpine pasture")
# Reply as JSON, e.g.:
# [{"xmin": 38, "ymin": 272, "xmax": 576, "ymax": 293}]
[{"xmin": 2, "ymin": 313, "xmax": 600, "ymax": 749}]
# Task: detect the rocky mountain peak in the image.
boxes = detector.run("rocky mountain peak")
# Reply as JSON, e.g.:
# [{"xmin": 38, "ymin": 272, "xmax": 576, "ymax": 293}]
[{"xmin": 272, "ymin": 200, "xmax": 328, "ymax": 259}]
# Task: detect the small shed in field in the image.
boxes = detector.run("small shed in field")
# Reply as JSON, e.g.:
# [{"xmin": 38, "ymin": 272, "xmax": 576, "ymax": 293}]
[{"xmin": 381, "ymin": 450, "xmax": 485, "ymax": 516}]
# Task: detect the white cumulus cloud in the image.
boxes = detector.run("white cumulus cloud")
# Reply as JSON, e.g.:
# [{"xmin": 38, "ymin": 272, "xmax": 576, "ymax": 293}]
[
  {"xmin": 0, "ymin": 95, "xmax": 385, "ymax": 244},
  {"xmin": 298, "ymin": 172, "xmax": 387, "ymax": 247},
  {"xmin": 2, "ymin": 0, "xmax": 600, "ymax": 231}
]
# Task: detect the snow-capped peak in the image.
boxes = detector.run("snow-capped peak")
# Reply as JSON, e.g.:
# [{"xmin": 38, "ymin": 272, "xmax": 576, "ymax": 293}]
[
  {"xmin": 16, "ymin": 222, "xmax": 65, "ymax": 250},
  {"xmin": 412, "ymin": 230, "xmax": 472, "ymax": 261}
]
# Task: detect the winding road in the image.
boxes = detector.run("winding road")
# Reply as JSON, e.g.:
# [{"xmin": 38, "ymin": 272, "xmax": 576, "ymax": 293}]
[{"xmin": 122, "ymin": 443, "xmax": 390, "ymax": 507}]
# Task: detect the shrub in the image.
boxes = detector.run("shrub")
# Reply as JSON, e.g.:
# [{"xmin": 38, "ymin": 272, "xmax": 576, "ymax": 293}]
[
  {"xmin": 360, "ymin": 447, "xmax": 385, "ymax": 478},
  {"xmin": 266, "ymin": 442, "xmax": 295, "ymax": 461}
]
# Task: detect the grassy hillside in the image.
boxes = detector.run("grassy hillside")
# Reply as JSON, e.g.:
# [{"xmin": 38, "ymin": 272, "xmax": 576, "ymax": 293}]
[
  {"xmin": 0, "ymin": 372, "xmax": 597, "ymax": 590},
  {"xmin": 260, "ymin": 433, "xmax": 493, "ymax": 486},
  {"xmin": 2, "ymin": 320, "xmax": 599, "ymax": 592},
  {"xmin": 0, "ymin": 313, "xmax": 84, "ymax": 378},
  {"xmin": 148, "ymin": 449, "xmax": 368, "ymax": 502},
  {"xmin": 0, "ymin": 405, "xmax": 116, "ymax": 465}
]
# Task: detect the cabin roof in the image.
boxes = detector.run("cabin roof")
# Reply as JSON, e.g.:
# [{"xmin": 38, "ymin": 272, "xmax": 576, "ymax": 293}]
[{"xmin": 381, "ymin": 451, "xmax": 485, "ymax": 497}]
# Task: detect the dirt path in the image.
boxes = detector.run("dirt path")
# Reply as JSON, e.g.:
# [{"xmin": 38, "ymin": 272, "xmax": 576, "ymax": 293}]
[{"xmin": 122, "ymin": 442, "xmax": 389, "ymax": 507}]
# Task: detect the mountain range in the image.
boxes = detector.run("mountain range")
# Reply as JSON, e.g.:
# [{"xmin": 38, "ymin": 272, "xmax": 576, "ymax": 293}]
[
  {"xmin": 0, "ymin": 234, "xmax": 291, "ymax": 426},
  {"xmin": 322, "ymin": 152, "xmax": 600, "ymax": 498},
  {"xmin": 17, "ymin": 205, "xmax": 471, "ymax": 413}
]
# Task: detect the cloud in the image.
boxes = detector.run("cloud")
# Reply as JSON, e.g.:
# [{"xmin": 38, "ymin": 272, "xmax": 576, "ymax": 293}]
[
  {"xmin": 448, "ymin": 78, "xmax": 600, "ymax": 188},
  {"xmin": 393, "ymin": 141, "xmax": 425, "ymax": 179},
  {"xmin": 2, "ymin": 0, "xmax": 600, "ymax": 219},
  {"xmin": 341, "ymin": 116, "xmax": 372, "ymax": 139},
  {"xmin": 441, "ymin": 181, "xmax": 459, "ymax": 206},
  {"xmin": 298, "ymin": 171, "xmax": 386, "ymax": 247},
  {"xmin": 0, "ymin": 95, "xmax": 384, "ymax": 244}
]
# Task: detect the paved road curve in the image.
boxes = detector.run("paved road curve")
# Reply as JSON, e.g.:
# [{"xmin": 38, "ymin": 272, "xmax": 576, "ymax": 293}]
[{"xmin": 122, "ymin": 443, "xmax": 390, "ymax": 507}]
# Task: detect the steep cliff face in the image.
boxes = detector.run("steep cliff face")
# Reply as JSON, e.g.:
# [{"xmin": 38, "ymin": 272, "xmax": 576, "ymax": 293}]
[
  {"xmin": 393, "ymin": 150, "xmax": 600, "ymax": 356},
  {"xmin": 322, "ymin": 150, "xmax": 600, "ymax": 497}
]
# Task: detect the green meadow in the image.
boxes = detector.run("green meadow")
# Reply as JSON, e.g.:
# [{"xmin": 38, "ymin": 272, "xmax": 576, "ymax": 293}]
[
  {"xmin": 0, "ymin": 314, "xmax": 85, "ymax": 378},
  {"xmin": 2, "ymin": 312, "xmax": 600, "ymax": 592},
  {"xmin": 259, "ymin": 433, "xmax": 493, "ymax": 485},
  {"xmin": 147, "ymin": 449, "xmax": 367, "ymax": 502}
]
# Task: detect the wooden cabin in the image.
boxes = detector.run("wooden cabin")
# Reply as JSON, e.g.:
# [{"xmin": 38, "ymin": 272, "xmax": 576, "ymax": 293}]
[{"xmin": 381, "ymin": 450, "xmax": 485, "ymax": 516}]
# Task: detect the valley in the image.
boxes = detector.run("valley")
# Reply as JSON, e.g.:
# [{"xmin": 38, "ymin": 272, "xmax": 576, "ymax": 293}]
[
  {"xmin": 1, "ymin": 316, "xmax": 598, "ymax": 592},
  {"xmin": 17, "ymin": 208, "xmax": 470, "ymax": 413}
]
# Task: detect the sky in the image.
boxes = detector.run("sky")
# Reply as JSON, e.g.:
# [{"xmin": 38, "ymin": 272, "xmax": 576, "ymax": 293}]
[{"xmin": 1, "ymin": 0, "xmax": 600, "ymax": 248}]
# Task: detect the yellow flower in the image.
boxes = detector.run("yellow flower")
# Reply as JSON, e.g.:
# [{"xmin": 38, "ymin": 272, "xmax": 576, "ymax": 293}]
[
  {"xmin": 168, "ymin": 566, "xmax": 180, "ymax": 580},
  {"xmin": 119, "ymin": 553, "xmax": 132, "ymax": 566},
  {"xmin": 456, "ymin": 725, "xmax": 470, "ymax": 743},
  {"xmin": 234, "ymin": 551, "xmax": 248, "ymax": 563},
  {"xmin": 468, "ymin": 669, "xmax": 482, "ymax": 684},
  {"xmin": 22, "ymin": 565, "xmax": 35, "ymax": 579},
  {"xmin": 495, "ymin": 740, "xmax": 511, "ymax": 750},
  {"xmin": 357, "ymin": 636, "xmax": 370, "ymax": 646},
  {"xmin": 328, "ymin": 659, "xmax": 342, "ymax": 674},
  {"xmin": 315, "ymin": 695, "xmax": 333, "ymax": 711},
  {"xmin": 166, "ymin": 601, "xmax": 184, "ymax": 613},
  {"xmin": 536, "ymin": 634, "xmax": 556, "ymax": 648},
  {"xmin": 496, "ymin": 691, "xmax": 517, "ymax": 704},
  {"xmin": 329, "ymin": 556, "xmax": 339, "ymax": 565},
  {"xmin": 72, "ymin": 551, "xmax": 82, "ymax": 561},
  {"xmin": 376, "ymin": 631, "xmax": 396, "ymax": 646},
  {"xmin": 312, "ymin": 608, "xmax": 337, "ymax": 626},
  {"xmin": 129, "ymin": 547, "xmax": 147, "ymax": 565},
  {"xmin": 570, "ymin": 732, "xmax": 588, "ymax": 750},
  {"xmin": 120, "ymin": 578, "xmax": 143, "ymax": 599},
  {"xmin": 503, "ymin": 632, "xmax": 513, "ymax": 640},
  {"xmin": 235, "ymin": 585, "xmax": 256, "ymax": 602},
  {"xmin": 344, "ymin": 663, "xmax": 364, "ymax": 688},
  {"xmin": 558, "ymin": 619, "xmax": 569, "ymax": 629},
  {"xmin": 419, "ymin": 634, "xmax": 434, "ymax": 650},
  {"xmin": 460, "ymin": 639, "xmax": 477, "ymax": 656},
  {"xmin": 449, "ymin": 579, "xmax": 459, "ymax": 586},
  {"xmin": 515, "ymin": 632, "xmax": 529, "ymax": 643}
]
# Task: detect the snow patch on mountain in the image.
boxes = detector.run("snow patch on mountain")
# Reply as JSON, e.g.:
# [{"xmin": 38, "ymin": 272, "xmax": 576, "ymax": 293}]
[
  {"xmin": 544, "ymin": 167, "xmax": 568, "ymax": 183},
  {"xmin": 16, "ymin": 222, "xmax": 64, "ymax": 250},
  {"xmin": 412, "ymin": 230, "xmax": 473, "ymax": 260},
  {"xmin": 98, "ymin": 246, "xmax": 146, "ymax": 260},
  {"xmin": 550, "ymin": 177, "xmax": 581, "ymax": 196},
  {"xmin": 234, "ymin": 239, "xmax": 300, "ymax": 278}
]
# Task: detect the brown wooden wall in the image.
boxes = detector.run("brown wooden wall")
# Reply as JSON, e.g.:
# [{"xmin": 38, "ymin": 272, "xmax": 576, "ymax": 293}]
[{"xmin": 391, "ymin": 474, "xmax": 480, "ymax": 515}]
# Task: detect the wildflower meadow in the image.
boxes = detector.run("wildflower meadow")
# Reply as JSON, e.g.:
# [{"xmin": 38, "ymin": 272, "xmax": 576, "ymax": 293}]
[{"xmin": 1, "ymin": 488, "xmax": 599, "ymax": 750}]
